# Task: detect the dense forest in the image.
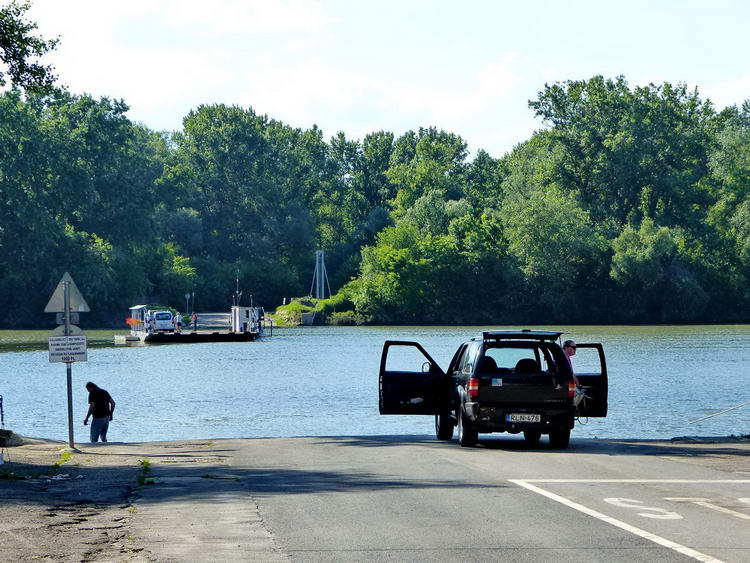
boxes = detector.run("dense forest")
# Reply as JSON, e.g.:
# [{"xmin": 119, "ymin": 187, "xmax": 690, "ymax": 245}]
[{"xmin": 1, "ymin": 7, "xmax": 750, "ymax": 328}]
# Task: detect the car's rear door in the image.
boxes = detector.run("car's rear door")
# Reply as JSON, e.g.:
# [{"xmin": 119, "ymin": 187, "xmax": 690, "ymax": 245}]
[
  {"xmin": 379, "ymin": 341, "xmax": 450, "ymax": 415},
  {"xmin": 574, "ymin": 343, "xmax": 608, "ymax": 417}
]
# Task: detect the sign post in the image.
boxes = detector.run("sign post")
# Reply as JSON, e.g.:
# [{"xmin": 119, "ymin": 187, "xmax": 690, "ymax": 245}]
[{"xmin": 45, "ymin": 273, "xmax": 90, "ymax": 450}]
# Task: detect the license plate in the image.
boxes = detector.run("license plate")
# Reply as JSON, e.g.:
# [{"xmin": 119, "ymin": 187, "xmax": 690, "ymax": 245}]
[{"xmin": 506, "ymin": 413, "xmax": 541, "ymax": 423}]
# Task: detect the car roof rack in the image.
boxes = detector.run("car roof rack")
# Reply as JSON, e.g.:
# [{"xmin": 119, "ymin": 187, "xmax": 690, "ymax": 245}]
[{"xmin": 480, "ymin": 329, "xmax": 563, "ymax": 341}]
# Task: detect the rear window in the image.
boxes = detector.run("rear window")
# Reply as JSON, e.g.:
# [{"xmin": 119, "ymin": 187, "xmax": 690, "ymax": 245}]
[
  {"xmin": 482, "ymin": 343, "xmax": 564, "ymax": 374},
  {"xmin": 155, "ymin": 312, "xmax": 172, "ymax": 320},
  {"xmin": 485, "ymin": 347, "xmax": 538, "ymax": 370}
]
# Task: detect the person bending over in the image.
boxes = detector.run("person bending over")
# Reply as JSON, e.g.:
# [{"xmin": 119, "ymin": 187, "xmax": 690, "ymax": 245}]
[{"xmin": 83, "ymin": 382, "xmax": 116, "ymax": 443}]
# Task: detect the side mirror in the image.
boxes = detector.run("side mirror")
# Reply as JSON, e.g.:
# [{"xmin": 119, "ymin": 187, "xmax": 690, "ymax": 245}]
[{"xmin": 422, "ymin": 361, "xmax": 432, "ymax": 373}]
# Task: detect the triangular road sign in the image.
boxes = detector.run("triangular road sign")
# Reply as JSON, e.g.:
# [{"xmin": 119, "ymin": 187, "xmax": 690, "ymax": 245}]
[{"xmin": 44, "ymin": 272, "xmax": 91, "ymax": 313}]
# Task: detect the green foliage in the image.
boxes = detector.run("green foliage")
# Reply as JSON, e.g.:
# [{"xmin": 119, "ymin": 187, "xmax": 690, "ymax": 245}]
[
  {"xmin": 501, "ymin": 187, "xmax": 608, "ymax": 316},
  {"xmin": 274, "ymin": 299, "xmax": 316, "ymax": 325},
  {"xmin": 53, "ymin": 450, "xmax": 72, "ymax": 469},
  {"xmin": 610, "ymin": 219, "xmax": 709, "ymax": 321},
  {"xmin": 0, "ymin": 53, "xmax": 749, "ymax": 326},
  {"xmin": 137, "ymin": 458, "xmax": 154, "ymax": 486},
  {"xmin": 611, "ymin": 219, "xmax": 680, "ymax": 288},
  {"xmin": 529, "ymin": 76, "xmax": 717, "ymax": 232},
  {"xmin": 0, "ymin": 0, "xmax": 58, "ymax": 92}
]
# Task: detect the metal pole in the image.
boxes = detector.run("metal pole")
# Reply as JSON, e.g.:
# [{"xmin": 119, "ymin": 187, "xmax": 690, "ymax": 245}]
[{"xmin": 64, "ymin": 281, "xmax": 75, "ymax": 449}]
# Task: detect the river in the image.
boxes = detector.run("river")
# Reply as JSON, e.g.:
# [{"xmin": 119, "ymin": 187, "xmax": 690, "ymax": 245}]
[{"xmin": 0, "ymin": 325, "xmax": 748, "ymax": 443}]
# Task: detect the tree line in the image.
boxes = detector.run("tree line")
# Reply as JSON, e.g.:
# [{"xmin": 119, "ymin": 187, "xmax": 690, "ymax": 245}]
[
  {"xmin": 1, "ymin": 5, "xmax": 749, "ymax": 327},
  {"xmin": 1, "ymin": 76, "xmax": 749, "ymax": 327}
]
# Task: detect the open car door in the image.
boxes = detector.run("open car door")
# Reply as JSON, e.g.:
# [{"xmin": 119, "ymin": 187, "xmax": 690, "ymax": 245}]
[
  {"xmin": 379, "ymin": 340, "xmax": 450, "ymax": 415},
  {"xmin": 573, "ymin": 343, "xmax": 608, "ymax": 417}
]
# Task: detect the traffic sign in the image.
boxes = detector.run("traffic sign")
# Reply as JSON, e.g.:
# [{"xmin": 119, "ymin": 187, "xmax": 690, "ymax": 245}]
[
  {"xmin": 48, "ymin": 335, "xmax": 88, "ymax": 363},
  {"xmin": 44, "ymin": 272, "xmax": 90, "ymax": 313},
  {"xmin": 56, "ymin": 312, "xmax": 79, "ymax": 325},
  {"xmin": 51, "ymin": 324, "xmax": 84, "ymax": 336}
]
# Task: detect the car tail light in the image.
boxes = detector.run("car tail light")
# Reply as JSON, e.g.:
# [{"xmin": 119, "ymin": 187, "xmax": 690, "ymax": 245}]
[
  {"xmin": 568, "ymin": 382, "xmax": 576, "ymax": 397},
  {"xmin": 468, "ymin": 378, "xmax": 479, "ymax": 398}
]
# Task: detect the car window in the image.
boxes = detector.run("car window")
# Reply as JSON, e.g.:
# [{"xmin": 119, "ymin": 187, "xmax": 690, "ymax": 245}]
[
  {"xmin": 449, "ymin": 344, "xmax": 467, "ymax": 373},
  {"xmin": 385, "ymin": 345, "xmax": 433, "ymax": 372},
  {"xmin": 460, "ymin": 342, "xmax": 481, "ymax": 375},
  {"xmin": 485, "ymin": 347, "xmax": 536, "ymax": 370},
  {"xmin": 570, "ymin": 346, "xmax": 602, "ymax": 375},
  {"xmin": 155, "ymin": 313, "xmax": 172, "ymax": 320}
]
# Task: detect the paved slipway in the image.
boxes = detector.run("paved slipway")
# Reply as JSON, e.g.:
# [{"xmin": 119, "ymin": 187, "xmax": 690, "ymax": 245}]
[{"xmin": 1, "ymin": 434, "xmax": 749, "ymax": 562}]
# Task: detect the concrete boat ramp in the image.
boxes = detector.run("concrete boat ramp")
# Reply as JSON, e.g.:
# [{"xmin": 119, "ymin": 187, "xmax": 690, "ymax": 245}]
[{"xmin": 3, "ymin": 435, "xmax": 749, "ymax": 562}]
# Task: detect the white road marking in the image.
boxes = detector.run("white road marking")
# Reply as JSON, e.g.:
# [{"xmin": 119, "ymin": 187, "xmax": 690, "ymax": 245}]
[
  {"xmin": 665, "ymin": 498, "xmax": 750, "ymax": 520},
  {"xmin": 604, "ymin": 497, "xmax": 683, "ymax": 519},
  {"xmin": 510, "ymin": 479, "xmax": 724, "ymax": 563},
  {"xmin": 518, "ymin": 479, "xmax": 750, "ymax": 484}
]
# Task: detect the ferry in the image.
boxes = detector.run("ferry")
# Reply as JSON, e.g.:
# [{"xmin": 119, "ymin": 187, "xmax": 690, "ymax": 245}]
[{"xmin": 115, "ymin": 305, "xmax": 269, "ymax": 345}]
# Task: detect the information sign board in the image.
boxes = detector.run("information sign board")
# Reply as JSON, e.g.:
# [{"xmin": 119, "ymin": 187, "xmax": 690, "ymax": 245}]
[{"xmin": 48, "ymin": 335, "xmax": 88, "ymax": 363}]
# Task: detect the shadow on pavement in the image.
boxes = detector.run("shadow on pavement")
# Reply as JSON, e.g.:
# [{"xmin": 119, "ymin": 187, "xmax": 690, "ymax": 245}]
[
  {"xmin": 3, "ymin": 435, "xmax": 747, "ymax": 509},
  {"xmin": 316, "ymin": 433, "xmax": 750, "ymax": 459}
]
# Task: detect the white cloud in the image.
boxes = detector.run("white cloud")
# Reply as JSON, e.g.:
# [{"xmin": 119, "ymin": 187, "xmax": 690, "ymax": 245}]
[
  {"xmin": 24, "ymin": 2, "xmax": 541, "ymax": 153},
  {"xmin": 230, "ymin": 51, "xmax": 532, "ymax": 155},
  {"xmin": 703, "ymin": 75, "xmax": 750, "ymax": 110}
]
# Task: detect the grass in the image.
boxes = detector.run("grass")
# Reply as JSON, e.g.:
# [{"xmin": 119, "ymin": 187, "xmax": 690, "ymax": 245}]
[
  {"xmin": 53, "ymin": 450, "xmax": 73, "ymax": 469},
  {"xmin": 136, "ymin": 459, "xmax": 155, "ymax": 486},
  {"xmin": 0, "ymin": 329, "xmax": 123, "ymax": 353},
  {"xmin": 273, "ymin": 292, "xmax": 357, "ymax": 325}
]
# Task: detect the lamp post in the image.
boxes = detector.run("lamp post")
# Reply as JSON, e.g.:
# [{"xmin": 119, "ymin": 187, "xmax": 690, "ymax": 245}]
[{"xmin": 184, "ymin": 293, "xmax": 190, "ymax": 316}]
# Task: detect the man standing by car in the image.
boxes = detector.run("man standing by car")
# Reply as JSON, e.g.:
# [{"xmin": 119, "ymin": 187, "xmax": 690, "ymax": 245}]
[
  {"xmin": 563, "ymin": 340, "xmax": 584, "ymax": 407},
  {"xmin": 563, "ymin": 340, "xmax": 577, "ymax": 372},
  {"xmin": 83, "ymin": 382, "xmax": 116, "ymax": 443}
]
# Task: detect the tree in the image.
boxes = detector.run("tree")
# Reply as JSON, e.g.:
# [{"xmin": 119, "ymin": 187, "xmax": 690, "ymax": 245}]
[
  {"xmin": 529, "ymin": 76, "xmax": 717, "ymax": 232},
  {"xmin": 0, "ymin": 0, "xmax": 57, "ymax": 91},
  {"xmin": 500, "ymin": 187, "xmax": 608, "ymax": 318},
  {"xmin": 386, "ymin": 127, "xmax": 468, "ymax": 214},
  {"xmin": 610, "ymin": 219, "xmax": 709, "ymax": 321}
]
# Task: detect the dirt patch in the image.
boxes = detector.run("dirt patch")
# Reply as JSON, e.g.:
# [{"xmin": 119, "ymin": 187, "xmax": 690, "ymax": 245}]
[{"xmin": 0, "ymin": 436, "xmax": 223, "ymax": 562}]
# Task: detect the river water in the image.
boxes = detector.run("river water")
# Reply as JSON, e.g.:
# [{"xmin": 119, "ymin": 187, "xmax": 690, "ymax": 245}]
[{"xmin": 0, "ymin": 325, "xmax": 748, "ymax": 443}]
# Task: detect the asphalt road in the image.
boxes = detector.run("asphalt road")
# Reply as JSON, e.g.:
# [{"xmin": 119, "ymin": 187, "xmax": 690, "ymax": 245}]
[{"xmin": 224, "ymin": 435, "xmax": 750, "ymax": 562}]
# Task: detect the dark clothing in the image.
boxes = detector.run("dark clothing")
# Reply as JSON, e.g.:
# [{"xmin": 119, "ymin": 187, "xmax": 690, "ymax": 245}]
[{"xmin": 88, "ymin": 388, "xmax": 113, "ymax": 418}]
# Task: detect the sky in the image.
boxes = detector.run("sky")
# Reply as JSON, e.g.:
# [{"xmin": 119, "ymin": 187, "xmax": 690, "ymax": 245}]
[{"xmin": 25, "ymin": 0, "xmax": 750, "ymax": 158}]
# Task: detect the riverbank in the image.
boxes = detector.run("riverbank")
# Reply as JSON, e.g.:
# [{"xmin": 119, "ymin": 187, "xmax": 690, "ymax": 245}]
[{"xmin": 2, "ymin": 433, "xmax": 750, "ymax": 562}]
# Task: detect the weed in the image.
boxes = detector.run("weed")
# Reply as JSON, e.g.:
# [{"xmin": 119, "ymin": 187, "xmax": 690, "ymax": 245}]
[
  {"xmin": 136, "ymin": 459, "xmax": 155, "ymax": 486},
  {"xmin": 127, "ymin": 506, "xmax": 137, "ymax": 514},
  {"xmin": 53, "ymin": 450, "xmax": 72, "ymax": 469}
]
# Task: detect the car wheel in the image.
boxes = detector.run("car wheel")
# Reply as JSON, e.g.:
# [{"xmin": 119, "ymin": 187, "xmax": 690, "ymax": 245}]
[
  {"xmin": 549, "ymin": 427, "xmax": 571, "ymax": 449},
  {"xmin": 523, "ymin": 430, "xmax": 541, "ymax": 445},
  {"xmin": 458, "ymin": 408, "xmax": 478, "ymax": 447},
  {"xmin": 435, "ymin": 413, "xmax": 454, "ymax": 441}
]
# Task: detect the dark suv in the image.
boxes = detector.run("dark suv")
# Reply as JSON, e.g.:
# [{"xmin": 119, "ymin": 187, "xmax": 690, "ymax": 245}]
[{"xmin": 378, "ymin": 330, "xmax": 608, "ymax": 449}]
